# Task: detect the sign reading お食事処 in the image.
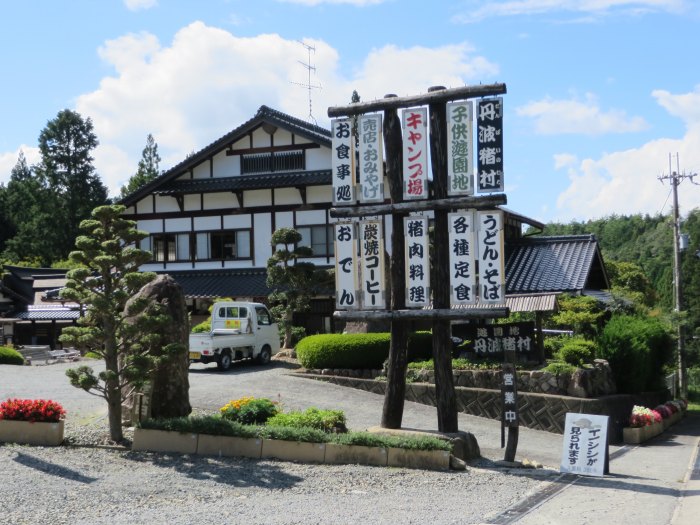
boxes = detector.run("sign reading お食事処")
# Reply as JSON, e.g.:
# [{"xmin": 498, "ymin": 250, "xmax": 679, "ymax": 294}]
[
  {"xmin": 331, "ymin": 118, "xmax": 355, "ymax": 205},
  {"xmin": 334, "ymin": 222, "xmax": 358, "ymax": 309},
  {"xmin": 560, "ymin": 413, "xmax": 609, "ymax": 477},
  {"xmin": 404, "ymin": 215, "xmax": 429, "ymax": 307}
]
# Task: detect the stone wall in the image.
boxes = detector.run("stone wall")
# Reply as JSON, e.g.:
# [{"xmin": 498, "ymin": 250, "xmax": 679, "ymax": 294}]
[{"xmin": 300, "ymin": 373, "xmax": 665, "ymax": 443}]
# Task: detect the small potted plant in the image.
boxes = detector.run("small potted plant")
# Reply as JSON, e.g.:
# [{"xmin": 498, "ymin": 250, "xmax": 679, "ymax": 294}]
[{"xmin": 0, "ymin": 398, "xmax": 66, "ymax": 446}]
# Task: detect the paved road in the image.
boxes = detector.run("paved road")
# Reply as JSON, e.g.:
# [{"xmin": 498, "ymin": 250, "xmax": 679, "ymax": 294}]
[{"xmin": 2, "ymin": 359, "xmax": 700, "ymax": 524}]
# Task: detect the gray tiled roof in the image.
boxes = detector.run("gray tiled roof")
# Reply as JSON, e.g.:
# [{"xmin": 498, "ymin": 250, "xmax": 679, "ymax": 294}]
[
  {"xmin": 13, "ymin": 309, "xmax": 80, "ymax": 321},
  {"xmin": 506, "ymin": 235, "xmax": 609, "ymax": 294},
  {"xmin": 120, "ymin": 105, "xmax": 331, "ymax": 206},
  {"xmin": 154, "ymin": 170, "xmax": 331, "ymax": 196},
  {"xmin": 158, "ymin": 268, "xmax": 271, "ymax": 298}
]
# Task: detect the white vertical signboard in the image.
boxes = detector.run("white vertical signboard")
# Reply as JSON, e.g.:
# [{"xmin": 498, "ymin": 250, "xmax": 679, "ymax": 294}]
[
  {"xmin": 402, "ymin": 107, "xmax": 429, "ymax": 200},
  {"xmin": 334, "ymin": 223, "xmax": 358, "ymax": 310},
  {"xmin": 447, "ymin": 101, "xmax": 474, "ymax": 196},
  {"xmin": 331, "ymin": 118, "xmax": 354, "ymax": 205},
  {"xmin": 404, "ymin": 215, "xmax": 430, "ymax": 307},
  {"xmin": 477, "ymin": 210, "xmax": 505, "ymax": 304},
  {"xmin": 359, "ymin": 221, "xmax": 386, "ymax": 309},
  {"xmin": 560, "ymin": 413, "xmax": 609, "ymax": 477},
  {"xmin": 448, "ymin": 211, "xmax": 477, "ymax": 305},
  {"xmin": 359, "ymin": 114, "xmax": 384, "ymax": 203}
]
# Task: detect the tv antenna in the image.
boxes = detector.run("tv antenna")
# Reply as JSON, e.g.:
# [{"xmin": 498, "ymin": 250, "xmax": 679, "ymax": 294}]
[{"xmin": 291, "ymin": 41, "xmax": 322, "ymax": 124}]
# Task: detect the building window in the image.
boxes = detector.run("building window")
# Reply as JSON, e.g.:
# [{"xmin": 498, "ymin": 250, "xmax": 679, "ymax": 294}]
[
  {"xmin": 208, "ymin": 230, "xmax": 252, "ymax": 260},
  {"xmin": 149, "ymin": 230, "xmax": 252, "ymax": 262},
  {"xmin": 298, "ymin": 225, "xmax": 334, "ymax": 257},
  {"xmin": 152, "ymin": 234, "xmax": 176, "ymax": 262},
  {"xmin": 241, "ymin": 151, "xmax": 305, "ymax": 174}
]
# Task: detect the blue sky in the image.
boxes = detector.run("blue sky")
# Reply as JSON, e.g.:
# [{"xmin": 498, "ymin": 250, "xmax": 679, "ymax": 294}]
[{"xmin": 1, "ymin": 0, "xmax": 700, "ymax": 223}]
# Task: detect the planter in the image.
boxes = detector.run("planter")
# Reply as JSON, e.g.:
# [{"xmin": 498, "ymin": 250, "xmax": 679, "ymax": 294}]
[
  {"xmin": 324, "ymin": 443, "xmax": 388, "ymax": 467},
  {"xmin": 197, "ymin": 434, "xmax": 262, "ymax": 459},
  {"xmin": 387, "ymin": 447, "xmax": 451, "ymax": 471},
  {"xmin": 622, "ymin": 422, "xmax": 663, "ymax": 445},
  {"xmin": 261, "ymin": 439, "xmax": 326, "ymax": 463},
  {"xmin": 0, "ymin": 419, "xmax": 64, "ymax": 446},
  {"xmin": 132, "ymin": 428, "xmax": 198, "ymax": 454}
]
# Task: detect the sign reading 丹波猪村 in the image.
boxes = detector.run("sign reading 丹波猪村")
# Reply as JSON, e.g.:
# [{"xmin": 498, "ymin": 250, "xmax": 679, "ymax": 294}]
[
  {"xmin": 477, "ymin": 210, "xmax": 505, "ymax": 305},
  {"xmin": 448, "ymin": 210, "xmax": 477, "ymax": 305},
  {"xmin": 402, "ymin": 107, "xmax": 429, "ymax": 200},
  {"xmin": 404, "ymin": 215, "xmax": 430, "ymax": 307},
  {"xmin": 464, "ymin": 322, "xmax": 535, "ymax": 356},
  {"xmin": 477, "ymin": 97, "xmax": 504, "ymax": 193},
  {"xmin": 359, "ymin": 114, "xmax": 384, "ymax": 203},
  {"xmin": 359, "ymin": 221, "xmax": 386, "ymax": 309},
  {"xmin": 334, "ymin": 222, "xmax": 358, "ymax": 310},
  {"xmin": 331, "ymin": 118, "xmax": 355, "ymax": 205},
  {"xmin": 560, "ymin": 413, "xmax": 609, "ymax": 477},
  {"xmin": 447, "ymin": 101, "xmax": 474, "ymax": 196}
]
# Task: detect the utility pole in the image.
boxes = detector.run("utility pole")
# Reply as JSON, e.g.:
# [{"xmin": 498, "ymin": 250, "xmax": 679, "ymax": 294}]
[{"xmin": 658, "ymin": 153, "xmax": 698, "ymax": 399}]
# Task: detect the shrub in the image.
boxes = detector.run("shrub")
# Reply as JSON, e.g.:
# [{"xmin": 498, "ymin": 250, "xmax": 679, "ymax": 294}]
[
  {"xmin": 220, "ymin": 397, "xmax": 280, "ymax": 425},
  {"xmin": 84, "ymin": 351, "xmax": 101, "ymax": 359},
  {"xmin": 296, "ymin": 332, "xmax": 434, "ymax": 369},
  {"xmin": 191, "ymin": 320, "xmax": 211, "ymax": 333},
  {"xmin": 267, "ymin": 408, "xmax": 347, "ymax": 433},
  {"xmin": 543, "ymin": 335, "xmax": 569, "ymax": 358},
  {"xmin": 0, "ymin": 398, "xmax": 65, "ymax": 422},
  {"xmin": 330, "ymin": 432, "xmax": 452, "ymax": 451},
  {"xmin": 0, "ymin": 346, "xmax": 24, "ymax": 365},
  {"xmin": 139, "ymin": 415, "xmax": 257, "ymax": 438},
  {"xmin": 257, "ymin": 425, "xmax": 329, "ymax": 443},
  {"xmin": 555, "ymin": 337, "xmax": 596, "ymax": 366},
  {"xmin": 541, "ymin": 361, "xmax": 577, "ymax": 375},
  {"xmin": 597, "ymin": 315, "xmax": 672, "ymax": 393},
  {"xmin": 408, "ymin": 357, "xmax": 505, "ymax": 371}
]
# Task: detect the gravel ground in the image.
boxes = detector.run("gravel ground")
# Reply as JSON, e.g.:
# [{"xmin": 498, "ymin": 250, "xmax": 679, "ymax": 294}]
[{"xmin": 0, "ymin": 420, "xmax": 552, "ymax": 525}]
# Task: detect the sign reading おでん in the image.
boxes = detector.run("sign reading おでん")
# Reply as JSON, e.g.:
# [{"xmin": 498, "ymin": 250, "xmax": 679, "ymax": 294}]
[
  {"xmin": 331, "ymin": 118, "xmax": 354, "ymax": 205},
  {"xmin": 334, "ymin": 223, "xmax": 358, "ymax": 310},
  {"xmin": 404, "ymin": 215, "xmax": 430, "ymax": 307},
  {"xmin": 560, "ymin": 413, "xmax": 609, "ymax": 477}
]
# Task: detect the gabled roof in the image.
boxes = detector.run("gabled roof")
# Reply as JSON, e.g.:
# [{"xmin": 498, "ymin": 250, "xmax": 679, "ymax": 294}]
[
  {"xmin": 120, "ymin": 105, "xmax": 332, "ymax": 206},
  {"xmin": 152, "ymin": 170, "xmax": 331, "ymax": 197},
  {"xmin": 2, "ymin": 265, "xmax": 69, "ymax": 305},
  {"xmin": 157, "ymin": 268, "xmax": 271, "ymax": 299},
  {"xmin": 505, "ymin": 235, "xmax": 609, "ymax": 294}
]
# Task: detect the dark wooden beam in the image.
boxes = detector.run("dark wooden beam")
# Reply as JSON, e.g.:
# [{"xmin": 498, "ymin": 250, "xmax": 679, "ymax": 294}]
[
  {"xmin": 330, "ymin": 194, "xmax": 507, "ymax": 218},
  {"xmin": 226, "ymin": 143, "xmax": 320, "ymax": 156},
  {"xmin": 174, "ymin": 195, "xmax": 184, "ymax": 212},
  {"xmin": 296, "ymin": 186, "xmax": 307, "ymax": 204},
  {"xmin": 232, "ymin": 190, "xmax": 244, "ymax": 208},
  {"xmin": 334, "ymin": 308, "xmax": 509, "ymax": 321},
  {"xmin": 328, "ymin": 84, "xmax": 507, "ymax": 118}
]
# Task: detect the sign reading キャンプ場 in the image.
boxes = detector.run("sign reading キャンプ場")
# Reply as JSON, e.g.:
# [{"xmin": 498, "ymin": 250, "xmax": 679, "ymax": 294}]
[{"xmin": 402, "ymin": 107, "xmax": 429, "ymax": 200}]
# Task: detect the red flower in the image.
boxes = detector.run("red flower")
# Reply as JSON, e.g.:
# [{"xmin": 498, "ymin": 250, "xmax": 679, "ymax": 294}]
[{"xmin": 0, "ymin": 398, "xmax": 66, "ymax": 423}]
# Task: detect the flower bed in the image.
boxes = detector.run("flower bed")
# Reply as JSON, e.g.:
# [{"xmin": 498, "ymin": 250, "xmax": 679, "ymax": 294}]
[
  {"xmin": 622, "ymin": 400, "xmax": 686, "ymax": 445},
  {"xmin": 0, "ymin": 398, "xmax": 66, "ymax": 446}
]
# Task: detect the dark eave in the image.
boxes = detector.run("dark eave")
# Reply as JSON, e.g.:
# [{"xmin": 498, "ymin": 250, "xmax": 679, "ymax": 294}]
[{"xmin": 119, "ymin": 105, "xmax": 332, "ymax": 206}]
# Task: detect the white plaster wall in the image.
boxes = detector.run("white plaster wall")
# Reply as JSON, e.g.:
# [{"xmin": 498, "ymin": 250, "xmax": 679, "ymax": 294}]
[
  {"xmin": 275, "ymin": 211, "xmax": 294, "ymax": 229},
  {"xmin": 274, "ymin": 129, "xmax": 293, "ymax": 146},
  {"xmin": 213, "ymin": 150, "xmax": 238, "ymax": 177},
  {"xmin": 203, "ymin": 193, "xmax": 235, "ymax": 210},
  {"xmin": 162, "ymin": 263, "xmax": 192, "ymax": 271},
  {"xmin": 295, "ymin": 209, "xmax": 327, "ymax": 226},
  {"xmin": 254, "ymin": 213, "xmax": 272, "ymax": 266},
  {"xmin": 246, "ymin": 189, "xmax": 271, "ymax": 207},
  {"xmin": 192, "ymin": 162, "xmax": 209, "ymax": 179},
  {"xmin": 183, "ymin": 194, "xmax": 200, "ymax": 211},
  {"xmin": 164, "ymin": 218, "xmax": 191, "ymax": 232},
  {"xmin": 140, "ymin": 263, "xmax": 165, "ymax": 272},
  {"xmin": 135, "ymin": 198, "xmax": 154, "ymax": 214},
  {"xmin": 193, "ymin": 216, "xmax": 221, "ymax": 231},
  {"xmin": 154, "ymin": 196, "xmax": 180, "ymax": 213},
  {"xmin": 252, "ymin": 128, "xmax": 270, "ymax": 148},
  {"xmin": 275, "ymin": 187, "xmax": 302, "ymax": 206},
  {"xmin": 223, "ymin": 215, "xmax": 252, "ymax": 229},
  {"xmin": 192, "ymin": 261, "xmax": 225, "ymax": 270},
  {"xmin": 138, "ymin": 219, "xmax": 163, "ymax": 233},
  {"xmin": 306, "ymin": 146, "xmax": 331, "ymax": 170},
  {"xmin": 307, "ymin": 185, "xmax": 332, "ymax": 204},
  {"xmin": 222, "ymin": 260, "xmax": 252, "ymax": 269}
]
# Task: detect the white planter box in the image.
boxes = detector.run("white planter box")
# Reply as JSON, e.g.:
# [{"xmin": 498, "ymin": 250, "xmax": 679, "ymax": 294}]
[
  {"xmin": 0, "ymin": 419, "xmax": 64, "ymax": 446},
  {"xmin": 132, "ymin": 428, "xmax": 198, "ymax": 454}
]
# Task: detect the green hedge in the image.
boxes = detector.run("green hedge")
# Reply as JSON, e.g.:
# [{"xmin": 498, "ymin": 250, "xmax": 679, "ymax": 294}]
[
  {"xmin": 0, "ymin": 346, "xmax": 24, "ymax": 365},
  {"xmin": 556, "ymin": 337, "xmax": 596, "ymax": 366},
  {"xmin": 596, "ymin": 314, "xmax": 672, "ymax": 393},
  {"xmin": 296, "ymin": 332, "xmax": 434, "ymax": 369}
]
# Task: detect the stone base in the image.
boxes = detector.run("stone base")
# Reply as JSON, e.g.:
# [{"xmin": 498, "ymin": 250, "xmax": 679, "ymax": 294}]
[
  {"xmin": 132, "ymin": 428, "xmax": 198, "ymax": 454},
  {"xmin": 197, "ymin": 434, "xmax": 262, "ymax": 458},
  {"xmin": 0, "ymin": 419, "xmax": 64, "ymax": 446},
  {"xmin": 261, "ymin": 439, "xmax": 326, "ymax": 463}
]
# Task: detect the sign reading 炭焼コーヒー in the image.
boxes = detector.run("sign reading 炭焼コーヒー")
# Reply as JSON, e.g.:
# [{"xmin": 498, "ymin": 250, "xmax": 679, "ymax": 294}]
[{"xmin": 560, "ymin": 413, "xmax": 609, "ymax": 477}]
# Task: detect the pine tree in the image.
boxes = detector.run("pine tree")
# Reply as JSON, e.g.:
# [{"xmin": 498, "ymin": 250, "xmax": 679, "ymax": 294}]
[{"xmin": 120, "ymin": 133, "xmax": 162, "ymax": 198}]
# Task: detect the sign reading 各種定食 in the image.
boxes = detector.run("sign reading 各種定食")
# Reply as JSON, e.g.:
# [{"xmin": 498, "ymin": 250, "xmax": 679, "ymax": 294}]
[
  {"xmin": 448, "ymin": 210, "xmax": 477, "ymax": 305},
  {"xmin": 560, "ymin": 413, "xmax": 609, "ymax": 477}
]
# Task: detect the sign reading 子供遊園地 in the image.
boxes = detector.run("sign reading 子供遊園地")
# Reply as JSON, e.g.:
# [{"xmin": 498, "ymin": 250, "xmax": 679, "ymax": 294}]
[{"xmin": 560, "ymin": 413, "xmax": 609, "ymax": 477}]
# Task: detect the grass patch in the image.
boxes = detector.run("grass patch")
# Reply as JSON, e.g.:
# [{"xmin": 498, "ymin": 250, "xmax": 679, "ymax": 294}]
[{"xmin": 408, "ymin": 358, "xmax": 512, "ymax": 371}]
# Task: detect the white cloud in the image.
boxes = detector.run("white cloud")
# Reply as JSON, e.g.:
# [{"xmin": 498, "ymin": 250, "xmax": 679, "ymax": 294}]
[
  {"xmin": 0, "ymin": 146, "xmax": 40, "ymax": 186},
  {"xmin": 554, "ymin": 153, "xmax": 578, "ymax": 169},
  {"xmin": 453, "ymin": 0, "xmax": 688, "ymax": 23},
  {"xmin": 70, "ymin": 22, "xmax": 498, "ymax": 197},
  {"xmin": 516, "ymin": 93, "xmax": 648, "ymax": 135},
  {"xmin": 124, "ymin": 0, "xmax": 158, "ymax": 11},
  {"xmin": 554, "ymin": 87, "xmax": 700, "ymax": 221}
]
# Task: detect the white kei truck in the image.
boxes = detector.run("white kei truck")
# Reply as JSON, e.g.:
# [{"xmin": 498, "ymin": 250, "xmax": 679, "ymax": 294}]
[{"xmin": 188, "ymin": 302, "xmax": 280, "ymax": 371}]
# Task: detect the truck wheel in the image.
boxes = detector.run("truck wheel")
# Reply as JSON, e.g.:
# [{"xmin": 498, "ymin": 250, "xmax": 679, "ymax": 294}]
[
  {"xmin": 217, "ymin": 350, "xmax": 232, "ymax": 371},
  {"xmin": 256, "ymin": 345, "xmax": 272, "ymax": 365}
]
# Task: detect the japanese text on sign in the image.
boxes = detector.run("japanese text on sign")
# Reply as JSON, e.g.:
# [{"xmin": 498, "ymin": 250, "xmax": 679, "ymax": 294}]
[
  {"xmin": 404, "ymin": 216, "xmax": 430, "ymax": 307},
  {"xmin": 477, "ymin": 97, "xmax": 504, "ymax": 193},
  {"xmin": 502, "ymin": 363, "xmax": 519, "ymax": 429},
  {"xmin": 560, "ymin": 413, "xmax": 609, "ymax": 477},
  {"xmin": 447, "ymin": 101, "xmax": 474, "ymax": 196},
  {"xmin": 334, "ymin": 223, "xmax": 358, "ymax": 310},
  {"xmin": 359, "ymin": 114, "xmax": 384, "ymax": 203},
  {"xmin": 402, "ymin": 107, "xmax": 429, "ymax": 200},
  {"xmin": 477, "ymin": 210, "xmax": 505, "ymax": 305},
  {"xmin": 331, "ymin": 118, "xmax": 355, "ymax": 205},
  {"xmin": 448, "ymin": 211, "xmax": 477, "ymax": 305},
  {"xmin": 468, "ymin": 322, "xmax": 534, "ymax": 356},
  {"xmin": 359, "ymin": 221, "xmax": 386, "ymax": 309}
]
